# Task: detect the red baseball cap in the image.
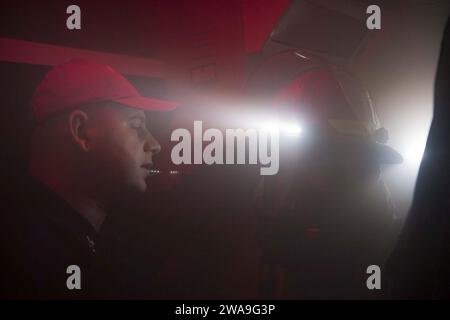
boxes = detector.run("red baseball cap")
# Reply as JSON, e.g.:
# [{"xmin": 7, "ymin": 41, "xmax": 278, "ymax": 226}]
[{"xmin": 31, "ymin": 58, "xmax": 179, "ymax": 123}]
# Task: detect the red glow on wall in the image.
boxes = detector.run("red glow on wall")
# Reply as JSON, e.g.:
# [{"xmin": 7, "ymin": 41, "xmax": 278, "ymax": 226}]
[{"xmin": 242, "ymin": 0, "xmax": 291, "ymax": 53}]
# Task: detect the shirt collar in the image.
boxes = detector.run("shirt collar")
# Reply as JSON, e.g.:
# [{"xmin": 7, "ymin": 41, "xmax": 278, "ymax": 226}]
[{"xmin": 27, "ymin": 175, "xmax": 99, "ymax": 256}]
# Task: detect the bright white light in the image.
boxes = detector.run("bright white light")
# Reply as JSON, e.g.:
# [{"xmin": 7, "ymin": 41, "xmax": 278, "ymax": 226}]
[
  {"xmin": 282, "ymin": 123, "xmax": 303, "ymax": 136},
  {"xmin": 403, "ymin": 144, "xmax": 426, "ymax": 165},
  {"xmin": 258, "ymin": 121, "xmax": 280, "ymax": 133},
  {"xmin": 255, "ymin": 120, "xmax": 302, "ymax": 137}
]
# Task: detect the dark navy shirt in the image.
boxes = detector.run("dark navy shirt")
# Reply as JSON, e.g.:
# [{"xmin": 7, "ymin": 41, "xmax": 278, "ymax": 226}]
[{"xmin": 0, "ymin": 173, "xmax": 120, "ymax": 299}]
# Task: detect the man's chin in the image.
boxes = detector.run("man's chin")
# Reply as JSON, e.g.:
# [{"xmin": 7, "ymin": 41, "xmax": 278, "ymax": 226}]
[
  {"xmin": 135, "ymin": 180, "xmax": 148, "ymax": 194},
  {"xmin": 120, "ymin": 178, "xmax": 148, "ymax": 196}
]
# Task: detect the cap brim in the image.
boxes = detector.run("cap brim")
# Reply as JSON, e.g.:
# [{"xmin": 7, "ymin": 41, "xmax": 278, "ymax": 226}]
[
  {"xmin": 373, "ymin": 143, "xmax": 404, "ymax": 164},
  {"xmin": 113, "ymin": 95, "xmax": 179, "ymax": 112}
]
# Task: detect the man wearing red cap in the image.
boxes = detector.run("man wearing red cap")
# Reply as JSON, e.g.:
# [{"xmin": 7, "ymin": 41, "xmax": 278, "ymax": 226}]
[{"xmin": 1, "ymin": 59, "xmax": 177, "ymax": 299}]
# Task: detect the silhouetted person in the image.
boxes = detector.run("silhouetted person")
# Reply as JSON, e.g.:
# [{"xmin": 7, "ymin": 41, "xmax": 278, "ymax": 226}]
[
  {"xmin": 250, "ymin": 52, "xmax": 402, "ymax": 299},
  {"xmin": 387, "ymin": 18, "xmax": 450, "ymax": 299}
]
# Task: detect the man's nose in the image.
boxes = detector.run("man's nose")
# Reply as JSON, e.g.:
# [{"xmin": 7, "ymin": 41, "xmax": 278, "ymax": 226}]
[{"xmin": 144, "ymin": 132, "xmax": 161, "ymax": 155}]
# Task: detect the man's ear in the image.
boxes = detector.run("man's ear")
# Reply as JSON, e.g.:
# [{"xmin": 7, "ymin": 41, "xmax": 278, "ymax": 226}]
[{"xmin": 68, "ymin": 110, "xmax": 91, "ymax": 152}]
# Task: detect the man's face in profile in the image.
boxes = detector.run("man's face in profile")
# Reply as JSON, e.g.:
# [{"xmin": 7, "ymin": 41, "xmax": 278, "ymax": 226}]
[{"xmin": 85, "ymin": 102, "xmax": 161, "ymax": 195}]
